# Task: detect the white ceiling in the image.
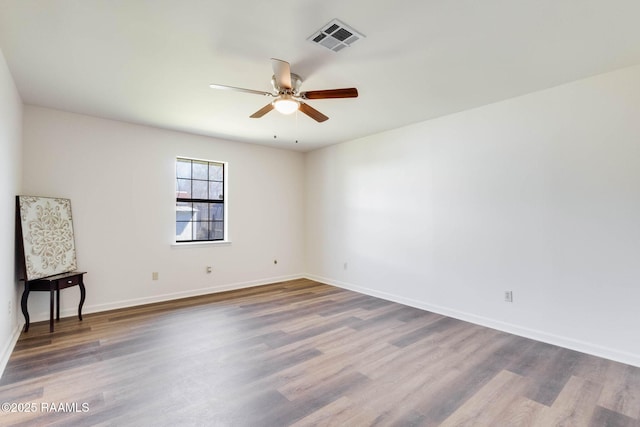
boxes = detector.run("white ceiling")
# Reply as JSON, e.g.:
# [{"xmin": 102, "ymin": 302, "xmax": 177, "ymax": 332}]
[{"xmin": 2, "ymin": 1, "xmax": 640, "ymax": 152}]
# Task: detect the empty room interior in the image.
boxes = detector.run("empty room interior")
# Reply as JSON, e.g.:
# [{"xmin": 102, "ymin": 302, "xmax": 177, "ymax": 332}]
[{"xmin": 2, "ymin": 1, "xmax": 640, "ymax": 426}]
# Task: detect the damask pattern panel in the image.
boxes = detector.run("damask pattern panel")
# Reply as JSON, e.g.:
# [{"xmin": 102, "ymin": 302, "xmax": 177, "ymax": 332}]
[{"xmin": 18, "ymin": 196, "xmax": 77, "ymax": 281}]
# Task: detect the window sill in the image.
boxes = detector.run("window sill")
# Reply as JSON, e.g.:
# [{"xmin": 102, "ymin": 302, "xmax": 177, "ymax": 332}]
[{"xmin": 171, "ymin": 240, "xmax": 232, "ymax": 248}]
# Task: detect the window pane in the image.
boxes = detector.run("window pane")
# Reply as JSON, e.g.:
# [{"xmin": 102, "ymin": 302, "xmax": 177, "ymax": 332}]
[
  {"xmin": 210, "ymin": 203, "xmax": 224, "ymax": 221},
  {"xmin": 193, "ymin": 161, "xmax": 208, "ymax": 180},
  {"xmin": 192, "ymin": 180, "xmax": 208, "ymax": 199},
  {"xmin": 210, "ymin": 221, "xmax": 224, "ymax": 240},
  {"xmin": 209, "ymin": 182, "xmax": 223, "ymax": 200},
  {"xmin": 194, "ymin": 222, "xmax": 209, "ymax": 240},
  {"xmin": 175, "ymin": 223, "xmax": 191, "ymax": 241},
  {"xmin": 209, "ymin": 163, "xmax": 223, "ymax": 181},
  {"xmin": 176, "ymin": 202, "xmax": 195, "ymax": 241},
  {"xmin": 176, "ymin": 202, "xmax": 194, "ymax": 221},
  {"xmin": 176, "ymin": 179, "xmax": 191, "ymax": 198},
  {"xmin": 176, "ymin": 159, "xmax": 191, "ymax": 179},
  {"xmin": 193, "ymin": 202, "xmax": 209, "ymax": 221}
]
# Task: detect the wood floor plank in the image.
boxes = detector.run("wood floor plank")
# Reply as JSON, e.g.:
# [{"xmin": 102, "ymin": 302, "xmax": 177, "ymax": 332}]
[
  {"xmin": 2, "ymin": 278, "xmax": 640, "ymax": 426},
  {"xmin": 490, "ymin": 395, "xmax": 548, "ymax": 427},
  {"xmin": 598, "ymin": 362, "xmax": 640, "ymax": 420},
  {"xmin": 439, "ymin": 370, "xmax": 532, "ymax": 426},
  {"xmin": 289, "ymin": 396, "xmax": 356, "ymax": 427},
  {"xmin": 535, "ymin": 375, "xmax": 603, "ymax": 426},
  {"xmin": 589, "ymin": 406, "xmax": 640, "ymax": 427}
]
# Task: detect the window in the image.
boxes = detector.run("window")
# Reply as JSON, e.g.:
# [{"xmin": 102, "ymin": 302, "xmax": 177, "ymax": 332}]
[{"xmin": 175, "ymin": 157, "xmax": 225, "ymax": 242}]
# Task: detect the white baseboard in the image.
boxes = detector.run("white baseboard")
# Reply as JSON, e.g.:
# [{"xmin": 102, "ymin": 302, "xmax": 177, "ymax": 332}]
[
  {"xmin": 305, "ymin": 274, "xmax": 640, "ymax": 368},
  {"xmin": 26, "ymin": 273, "xmax": 305, "ymax": 322},
  {"xmin": 0, "ymin": 323, "xmax": 22, "ymax": 380}
]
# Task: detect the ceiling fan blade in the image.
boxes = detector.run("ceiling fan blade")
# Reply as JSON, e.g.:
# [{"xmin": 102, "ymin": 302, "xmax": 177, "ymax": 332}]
[
  {"xmin": 300, "ymin": 88, "xmax": 359, "ymax": 100},
  {"xmin": 250, "ymin": 103, "xmax": 275, "ymax": 118},
  {"xmin": 271, "ymin": 58, "xmax": 292, "ymax": 90},
  {"xmin": 209, "ymin": 84, "xmax": 273, "ymax": 97},
  {"xmin": 299, "ymin": 102, "xmax": 329, "ymax": 123}
]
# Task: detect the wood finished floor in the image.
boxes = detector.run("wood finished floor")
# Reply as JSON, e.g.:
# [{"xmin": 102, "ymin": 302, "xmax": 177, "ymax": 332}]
[{"xmin": 1, "ymin": 279, "xmax": 640, "ymax": 427}]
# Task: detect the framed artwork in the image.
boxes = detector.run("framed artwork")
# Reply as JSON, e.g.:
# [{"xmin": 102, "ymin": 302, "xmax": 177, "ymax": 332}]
[{"xmin": 16, "ymin": 195, "xmax": 78, "ymax": 281}]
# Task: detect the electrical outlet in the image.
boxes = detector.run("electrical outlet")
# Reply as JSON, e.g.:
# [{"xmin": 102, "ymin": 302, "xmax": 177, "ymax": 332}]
[
  {"xmin": 152, "ymin": 272, "xmax": 159, "ymax": 281},
  {"xmin": 206, "ymin": 266, "xmax": 212, "ymax": 273},
  {"xmin": 504, "ymin": 291, "xmax": 513, "ymax": 302},
  {"xmin": 8, "ymin": 300, "xmax": 11, "ymax": 316},
  {"xmin": 273, "ymin": 259, "xmax": 278, "ymax": 265}
]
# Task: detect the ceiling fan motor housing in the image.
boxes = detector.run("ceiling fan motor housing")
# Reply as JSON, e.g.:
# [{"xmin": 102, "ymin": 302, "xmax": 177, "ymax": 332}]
[{"xmin": 272, "ymin": 73, "xmax": 302, "ymax": 94}]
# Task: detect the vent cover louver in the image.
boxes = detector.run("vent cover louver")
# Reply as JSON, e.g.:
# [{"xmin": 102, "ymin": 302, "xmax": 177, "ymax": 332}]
[{"xmin": 307, "ymin": 19, "xmax": 365, "ymax": 52}]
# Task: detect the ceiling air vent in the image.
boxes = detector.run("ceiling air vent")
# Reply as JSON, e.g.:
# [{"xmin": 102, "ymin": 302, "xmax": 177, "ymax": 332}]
[{"xmin": 307, "ymin": 19, "xmax": 365, "ymax": 52}]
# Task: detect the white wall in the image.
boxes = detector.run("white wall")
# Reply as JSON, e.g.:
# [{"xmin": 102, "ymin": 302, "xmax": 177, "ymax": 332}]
[
  {"xmin": 306, "ymin": 64, "xmax": 640, "ymax": 367},
  {"xmin": 0, "ymin": 49, "xmax": 23, "ymax": 374},
  {"xmin": 22, "ymin": 106, "xmax": 305, "ymax": 320}
]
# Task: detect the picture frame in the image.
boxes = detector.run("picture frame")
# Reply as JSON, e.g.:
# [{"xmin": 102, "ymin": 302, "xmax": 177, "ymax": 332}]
[{"xmin": 16, "ymin": 195, "xmax": 78, "ymax": 281}]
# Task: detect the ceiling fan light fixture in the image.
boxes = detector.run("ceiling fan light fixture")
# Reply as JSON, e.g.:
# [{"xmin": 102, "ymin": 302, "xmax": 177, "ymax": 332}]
[{"xmin": 273, "ymin": 96, "xmax": 299, "ymax": 115}]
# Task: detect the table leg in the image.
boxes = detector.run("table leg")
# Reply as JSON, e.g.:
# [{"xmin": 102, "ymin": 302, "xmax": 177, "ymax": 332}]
[
  {"xmin": 21, "ymin": 289, "xmax": 30, "ymax": 332},
  {"xmin": 56, "ymin": 288, "xmax": 60, "ymax": 320},
  {"xmin": 78, "ymin": 281, "xmax": 86, "ymax": 321},
  {"xmin": 49, "ymin": 290, "xmax": 54, "ymax": 333}
]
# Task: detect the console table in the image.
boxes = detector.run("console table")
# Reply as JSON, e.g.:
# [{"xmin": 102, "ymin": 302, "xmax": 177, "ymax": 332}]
[{"xmin": 21, "ymin": 271, "xmax": 86, "ymax": 333}]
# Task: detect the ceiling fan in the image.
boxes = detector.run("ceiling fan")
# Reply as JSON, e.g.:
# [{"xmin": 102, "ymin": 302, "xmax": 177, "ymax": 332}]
[{"xmin": 209, "ymin": 58, "xmax": 358, "ymax": 123}]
